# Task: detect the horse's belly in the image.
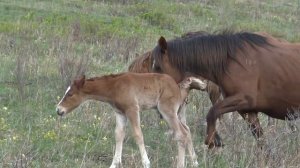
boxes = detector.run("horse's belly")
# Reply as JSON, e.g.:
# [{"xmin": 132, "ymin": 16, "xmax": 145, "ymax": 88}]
[
  {"xmin": 257, "ymin": 77, "xmax": 300, "ymax": 120},
  {"xmin": 261, "ymin": 100, "xmax": 300, "ymax": 120}
]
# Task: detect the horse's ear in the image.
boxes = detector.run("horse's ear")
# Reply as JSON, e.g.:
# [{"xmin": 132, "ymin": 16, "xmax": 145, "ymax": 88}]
[
  {"xmin": 142, "ymin": 55, "xmax": 150, "ymax": 66},
  {"xmin": 74, "ymin": 75, "xmax": 85, "ymax": 89},
  {"xmin": 158, "ymin": 36, "xmax": 167, "ymax": 53}
]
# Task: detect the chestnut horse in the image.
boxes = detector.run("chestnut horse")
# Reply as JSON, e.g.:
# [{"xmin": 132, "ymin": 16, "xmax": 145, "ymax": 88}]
[
  {"xmin": 56, "ymin": 72, "xmax": 206, "ymax": 168},
  {"xmin": 150, "ymin": 31, "xmax": 300, "ymax": 148}
]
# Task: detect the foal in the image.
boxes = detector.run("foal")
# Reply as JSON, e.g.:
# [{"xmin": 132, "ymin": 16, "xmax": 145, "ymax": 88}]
[{"xmin": 56, "ymin": 72, "xmax": 204, "ymax": 168}]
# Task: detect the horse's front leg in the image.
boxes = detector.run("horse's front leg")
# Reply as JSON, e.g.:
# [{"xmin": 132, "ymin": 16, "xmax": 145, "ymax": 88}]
[
  {"xmin": 126, "ymin": 108, "xmax": 150, "ymax": 168},
  {"xmin": 110, "ymin": 113, "xmax": 128, "ymax": 168},
  {"xmin": 205, "ymin": 94, "xmax": 252, "ymax": 148}
]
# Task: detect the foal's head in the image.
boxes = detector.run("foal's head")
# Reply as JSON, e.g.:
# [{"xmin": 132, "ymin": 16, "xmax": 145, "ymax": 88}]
[{"xmin": 56, "ymin": 75, "xmax": 86, "ymax": 116}]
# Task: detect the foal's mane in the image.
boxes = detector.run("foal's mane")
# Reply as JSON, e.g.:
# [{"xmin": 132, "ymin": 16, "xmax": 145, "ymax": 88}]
[
  {"xmin": 87, "ymin": 73, "xmax": 125, "ymax": 81},
  {"xmin": 153, "ymin": 31, "xmax": 271, "ymax": 82}
]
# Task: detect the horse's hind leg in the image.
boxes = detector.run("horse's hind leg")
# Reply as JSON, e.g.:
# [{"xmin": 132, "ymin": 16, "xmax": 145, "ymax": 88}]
[
  {"xmin": 126, "ymin": 107, "xmax": 150, "ymax": 168},
  {"xmin": 110, "ymin": 112, "xmax": 127, "ymax": 168},
  {"xmin": 238, "ymin": 111, "xmax": 263, "ymax": 140},
  {"xmin": 158, "ymin": 103, "xmax": 198, "ymax": 168}
]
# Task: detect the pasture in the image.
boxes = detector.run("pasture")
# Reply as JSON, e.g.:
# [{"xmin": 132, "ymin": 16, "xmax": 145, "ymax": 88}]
[{"xmin": 0, "ymin": 0, "xmax": 300, "ymax": 167}]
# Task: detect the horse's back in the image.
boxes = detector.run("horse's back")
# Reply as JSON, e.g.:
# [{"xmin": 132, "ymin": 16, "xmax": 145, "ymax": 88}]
[{"xmin": 234, "ymin": 38, "xmax": 300, "ymax": 118}]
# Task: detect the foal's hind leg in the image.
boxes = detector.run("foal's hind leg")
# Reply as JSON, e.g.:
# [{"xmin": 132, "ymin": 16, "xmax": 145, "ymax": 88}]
[
  {"xmin": 162, "ymin": 100, "xmax": 187, "ymax": 137},
  {"xmin": 158, "ymin": 103, "xmax": 198, "ymax": 168},
  {"xmin": 126, "ymin": 107, "xmax": 150, "ymax": 168},
  {"xmin": 110, "ymin": 112, "xmax": 127, "ymax": 168},
  {"xmin": 178, "ymin": 99, "xmax": 188, "ymax": 125}
]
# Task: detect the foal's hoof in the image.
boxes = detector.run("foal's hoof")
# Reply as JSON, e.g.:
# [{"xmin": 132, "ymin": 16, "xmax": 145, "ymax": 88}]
[
  {"xmin": 109, "ymin": 162, "xmax": 122, "ymax": 168},
  {"xmin": 192, "ymin": 161, "xmax": 199, "ymax": 167}
]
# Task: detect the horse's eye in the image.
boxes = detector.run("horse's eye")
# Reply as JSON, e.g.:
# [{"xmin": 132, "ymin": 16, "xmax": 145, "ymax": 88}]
[{"xmin": 67, "ymin": 92, "xmax": 73, "ymax": 97}]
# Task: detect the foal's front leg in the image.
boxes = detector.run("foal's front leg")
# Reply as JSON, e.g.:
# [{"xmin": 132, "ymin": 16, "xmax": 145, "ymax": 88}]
[
  {"xmin": 110, "ymin": 113, "xmax": 127, "ymax": 168},
  {"xmin": 126, "ymin": 108, "xmax": 150, "ymax": 168}
]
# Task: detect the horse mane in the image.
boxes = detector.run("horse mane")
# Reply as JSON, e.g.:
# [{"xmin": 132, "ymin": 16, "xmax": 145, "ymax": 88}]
[
  {"xmin": 128, "ymin": 31, "xmax": 209, "ymax": 73},
  {"xmin": 180, "ymin": 31, "xmax": 209, "ymax": 39},
  {"xmin": 153, "ymin": 31, "xmax": 271, "ymax": 82},
  {"xmin": 87, "ymin": 73, "xmax": 126, "ymax": 81}
]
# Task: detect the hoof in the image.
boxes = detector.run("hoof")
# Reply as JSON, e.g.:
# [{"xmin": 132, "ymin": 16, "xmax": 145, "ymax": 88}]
[
  {"xmin": 214, "ymin": 133, "xmax": 224, "ymax": 147},
  {"xmin": 192, "ymin": 161, "xmax": 199, "ymax": 167},
  {"xmin": 205, "ymin": 134, "xmax": 224, "ymax": 148}
]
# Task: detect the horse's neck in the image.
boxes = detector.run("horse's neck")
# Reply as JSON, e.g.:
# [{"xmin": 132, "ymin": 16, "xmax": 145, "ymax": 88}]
[{"xmin": 83, "ymin": 79, "xmax": 116, "ymax": 102}]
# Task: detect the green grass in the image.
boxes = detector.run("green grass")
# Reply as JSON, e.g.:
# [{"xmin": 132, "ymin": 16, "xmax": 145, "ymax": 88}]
[{"xmin": 1, "ymin": 0, "xmax": 300, "ymax": 167}]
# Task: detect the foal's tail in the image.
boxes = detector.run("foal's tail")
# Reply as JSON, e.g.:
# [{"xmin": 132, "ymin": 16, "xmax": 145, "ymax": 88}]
[
  {"xmin": 178, "ymin": 77, "xmax": 207, "ymax": 107},
  {"xmin": 179, "ymin": 77, "xmax": 207, "ymax": 91}
]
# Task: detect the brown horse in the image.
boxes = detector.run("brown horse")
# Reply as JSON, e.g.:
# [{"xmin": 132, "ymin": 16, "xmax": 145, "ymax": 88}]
[
  {"xmin": 150, "ymin": 31, "xmax": 300, "ymax": 148},
  {"xmin": 56, "ymin": 72, "xmax": 204, "ymax": 168}
]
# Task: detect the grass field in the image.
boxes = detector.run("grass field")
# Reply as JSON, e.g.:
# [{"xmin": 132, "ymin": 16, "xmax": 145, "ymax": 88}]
[{"xmin": 1, "ymin": 0, "xmax": 300, "ymax": 167}]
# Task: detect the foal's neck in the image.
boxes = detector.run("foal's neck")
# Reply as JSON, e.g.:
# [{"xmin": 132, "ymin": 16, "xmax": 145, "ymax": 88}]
[{"xmin": 83, "ymin": 78, "xmax": 116, "ymax": 102}]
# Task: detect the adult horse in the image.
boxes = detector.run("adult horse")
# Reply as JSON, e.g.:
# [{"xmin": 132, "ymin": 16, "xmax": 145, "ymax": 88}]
[
  {"xmin": 150, "ymin": 31, "xmax": 300, "ymax": 148},
  {"xmin": 129, "ymin": 31, "xmax": 266, "ymax": 147}
]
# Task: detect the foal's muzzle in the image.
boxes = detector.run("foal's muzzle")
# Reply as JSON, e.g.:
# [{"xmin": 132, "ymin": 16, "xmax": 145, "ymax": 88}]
[{"xmin": 56, "ymin": 107, "xmax": 65, "ymax": 116}]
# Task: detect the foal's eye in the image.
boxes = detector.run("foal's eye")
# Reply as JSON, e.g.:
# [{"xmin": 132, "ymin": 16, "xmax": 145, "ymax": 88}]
[{"xmin": 67, "ymin": 92, "xmax": 73, "ymax": 97}]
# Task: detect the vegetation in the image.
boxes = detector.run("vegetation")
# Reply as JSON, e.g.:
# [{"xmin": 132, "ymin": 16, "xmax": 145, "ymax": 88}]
[{"xmin": 0, "ymin": 0, "xmax": 299, "ymax": 167}]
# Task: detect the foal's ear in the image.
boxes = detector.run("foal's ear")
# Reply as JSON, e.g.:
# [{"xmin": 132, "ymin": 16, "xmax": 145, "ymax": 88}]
[
  {"xmin": 158, "ymin": 36, "xmax": 167, "ymax": 53},
  {"xmin": 74, "ymin": 75, "xmax": 85, "ymax": 89}
]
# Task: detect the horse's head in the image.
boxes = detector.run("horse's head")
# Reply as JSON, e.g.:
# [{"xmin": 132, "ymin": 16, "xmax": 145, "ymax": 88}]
[
  {"xmin": 128, "ymin": 52, "xmax": 153, "ymax": 73},
  {"xmin": 151, "ymin": 36, "xmax": 183, "ymax": 83},
  {"xmin": 56, "ymin": 75, "xmax": 86, "ymax": 116}
]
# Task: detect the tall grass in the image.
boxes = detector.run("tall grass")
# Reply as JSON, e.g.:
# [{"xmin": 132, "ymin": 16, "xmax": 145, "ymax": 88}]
[{"xmin": 0, "ymin": 0, "xmax": 299, "ymax": 167}]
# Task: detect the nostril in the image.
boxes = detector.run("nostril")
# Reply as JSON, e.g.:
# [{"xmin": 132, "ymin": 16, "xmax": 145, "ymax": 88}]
[
  {"xmin": 57, "ymin": 111, "xmax": 64, "ymax": 116},
  {"xmin": 56, "ymin": 108, "xmax": 64, "ymax": 116}
]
